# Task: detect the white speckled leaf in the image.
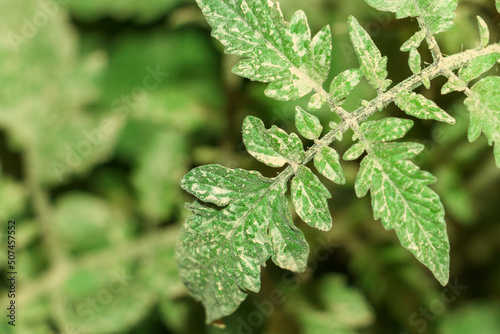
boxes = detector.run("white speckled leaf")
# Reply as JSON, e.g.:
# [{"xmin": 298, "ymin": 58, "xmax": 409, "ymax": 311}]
[
  {"xmin": 291, "ymin": 165, "xmax": 332, "ymax": 231},
  {"xmin": 344, "ymin": 117, "xmax": 414, "ymax": 161},
  {"xmin": 243, "ymin": 116, "xmax": 305, "ymax": 167},
  {"xmin": 364, "ymin": 0, "xmax": 458, "ymax": 35},
  {"xmin": 400, "ymin": 30, "xmax": 426, "ymax": 52},
  {"xmin": 195, "ymin": 0, "xmax": 332, "ymax": 101},
  {"xmin": 314, "ymin": 146, "xmax": 346, "ymax": 185},
  {"xmin": 395, "ymin": 91, "xmax": 455, "ymax": 124},
  {"xmin": 476, "ymin": 16, "xmax": 489, "ymax": 48},
  {"xmin": 441, "ymin": 76, "xmax": 466, "ymax": 95},
  {"xmin": 343, "ymin": 142, "xmax": 365, "ymax": 161},
  {"xmin": 176, "ymin": 179, "xmax": 308, "ymax": 323},
  {"xmin": 464, "ymin": 76, "xmax": 500, "ymax": 167},
  {"xmin": 353, "ymin": 118, "xmax": 450, "ymax": 286},
  {"xmin": 181, "ymin": 165, "xmax": 272, "ymax": 207},
  {"xmin": 408, "ymin": 48, "xmax": 422, "ymax": 74},
  {"xmin": 458, "ymin": 53, "xmax": 500, "ymax": 83},
  {"xmin": 308, "ymin": 93, "xmax": 326, "ymax": 111},
  {"xmin": 361, "ymin": 117, "xmax": 414, "ymax": 143},
  {"xmin": 329, "ymin": 69, "xmax": 363, "ymax": 105},
  {"xmin": 295, "ymin": 106, "xmax": 323, "ymax": 140},
  {"xmin": 348, "ymin": 16, "xmax": 391, "ymax": 92}
]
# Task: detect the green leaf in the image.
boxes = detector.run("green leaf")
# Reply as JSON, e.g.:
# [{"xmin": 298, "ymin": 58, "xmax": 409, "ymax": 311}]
[
  {"xmin": 395, "ymin": 91, "xmax": 455, "ymax": 124},
  {"xmin": 464, "ymin": 76, "xmax": 500, "ymax": 167},
  {"xmin": 243, "ymin": 116, "xmax": 305, "ymax": 167},
  {"xmin": 400, "ymin": 30, "xmax": 426, "ymax": 52},
  {"xmin": 348, "ymin": 16, "xmax": 391, "ymax": 91},
  {"xmin": 438, "ymin": 302, "xmax": 500, "ymax": 334},
  {"xmin": 0, "ymin": 0, "xmax": 120, "ymax": 185},
  {"xmin": 65, "ymin": 0, "xmax": 182, "ymax": 23},
  {"xmin": 314, "ymin": 146, "xmax": 346, "ymax": 184},
  {"xmin": 441, "ymin": 76, "xmax": 466, "ymax": 95},
  {"xmin": 60, "ymin": 262, "xmax": 154, "ymax": 334},
  {"xmin": 296, "ymin": 274, "xmax": 374, "ymax": 334},
  {"xmin": 295, "ymin": 106, "xmax": 323, "ymax": 140},
  {"xmin": 329, "ymin": 69, "xmax": 363, "ymax": 104},
  {"xmin": 354, "ymin": 119, "xmax": 450, "ymax": 285},
  {"xmin": 361, "ymin": 117, "xmax": 414, "ymax": 143},
  {"xmin": 458, "ymin": 53, "xmax": 500, "ymax": 83},
  {"xmin": 176, "ymin": 179, "xmax": 308, "ymax": 323},
  {"xmin": 497, "ymin": 0, "xmax": 500, "ymax": 14},
  {"xmin": 0, "ymin": 171, "xmax": 25, "ymax": 221},
  {"xmin": 53, "ymin": 193, "xmax": 131, "ymax": 254},
  {"xmin": 181, "ymin": 164, "xmax": 272, "ymax": 207},
  {"xmin": 196, "ymin": 0, "xmax": 332, "ymax": 101},
  {"xmin": 291, "ymin": 165, "xmax": 332, "ymax": 231},
  {"xmin": 364, "ymin": 0, "xmax": 458, "ymax": 35},
  {"xmin": 476, "ymin": 16, "xmax": 489, "ymax": 48},
  {"xmin": 408, "ymin": 48, "xmax": 422, "ymax": 74},
  {"xmin": 308, "ymin": 93, "xmax": 327, "ymax": 111},
  {"xmin": 343, "ymin": 142, "xmax": 365, "ymax": 161},
  {"xmin": 344, "ymin": 117, "xmax": 415, "ymax": 161},
  {"xmin": 133, "ymin": 131, "xmax": 187, "ymax": 221}
]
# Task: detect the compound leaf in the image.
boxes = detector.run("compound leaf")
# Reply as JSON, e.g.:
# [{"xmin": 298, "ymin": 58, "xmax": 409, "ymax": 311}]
[
  {"xmin": 196, "ymin": 0, "xmax": 332, "ymax": 101},
  {"xmin": 464, "ymin": 76, "xmax": 500, "ymax": 167},
  {"xmin": 364, "ymin": 0, "xmax": 458, "ymax": 35},
  {"xmin": 329, "ymin": 68, "xmax": 363, "ymax": 105},
  {"xmin": 314, "ymin": 146, "xmax": 346, "ymax": 185},
  {"xmin": 348, "ymin": 16, "xmax": 391, "ymax": 91},
  {"xmin": 291, "ymin": 165, "xmax": 332, "ymax": 231},
  {"xmin": 354, "ymin": 118, "xmax": 450, "ymax": 285},
  {"xmin": 295, "ymin": 106, "xmax": 323, "ymax": 140},
  {"xmin": 243, "ymin": 116, "xmax": 305, "ymax": 167},
  {"xmin": 395, "ymin": 91, "xmax": 455, "ymax": 124},
  {"xmin": 176, "ymin": 178, "xmax": 308, "ymax": 323}
]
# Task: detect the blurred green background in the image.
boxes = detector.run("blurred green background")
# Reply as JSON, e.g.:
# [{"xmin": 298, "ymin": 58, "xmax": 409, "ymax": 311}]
[{"xmin": 0, "ymin": 0, "xmax": 499, "ymax": 333}]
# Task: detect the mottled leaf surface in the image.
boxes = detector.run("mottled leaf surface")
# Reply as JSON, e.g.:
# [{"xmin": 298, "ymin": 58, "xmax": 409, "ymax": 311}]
[
  {"xmin": 181, "ymin": 164, "xmax": 272, "ymax": 206},
  {"xmin": 464, "ymin": 76, "xmax": 500, "ymax": 167},
  {"xmin": 176, "ymin": 178, "xmax": 308, "ymax": 323},
  {"xmin": 295, "ymin": 106, "xmax": 323, "ymax": 140},
  {"xmin": 243, "ymin": 116, "xmax": 305, "ymax": 167},
  {"xmin": 364, "ymin": 0, "xmax": 458, "ymax": 35},
  {"xmin": 352, "ymin": 118, "xmax": 450, "ymax": 285},
  {"xmin": 458, "ymin": 53, "xmax": 500, "ymax": 83},
  {"xmin": 476, "ymin": 16, "xmax": 489, "ymax": 48},
  {"xmin": 196, "ymin": 0, "xmax": 332, "ymax": 101},
  {"xmin": 400, "ymin": 30, "xmax": 426, "ymax": 52},
  {"xmin": 348, "ymin": 16, "xmax": 391, "ymax": 91},
  {"xmin": 329, "ymin": 69, "xmax": 363, "ymax": 104},
  {"xmin": 395, "ymin": 91, "xmax": 455, "ymax": 124},
  {"xmin": 291, "ymin": 165, "xmax": 332, "ymax": 231},
  {"xmin": 314, "ymin": 146, "xmax": 346, "ymax": 185}
]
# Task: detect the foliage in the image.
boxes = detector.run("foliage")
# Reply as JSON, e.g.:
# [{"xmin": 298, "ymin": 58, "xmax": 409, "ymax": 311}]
[
  {"xmin": 0, "ymin": 0, "xmax": 499, "ymax": 333},
  {"xmin": 177, "ymin": 0, "xmax": 500, "ymax": 325}
]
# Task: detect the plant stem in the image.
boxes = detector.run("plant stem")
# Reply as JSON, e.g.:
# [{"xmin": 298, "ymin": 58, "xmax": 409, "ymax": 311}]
[{"xmin": 418, "ymin": 17, "xmax": 443, "ymax": 63}]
